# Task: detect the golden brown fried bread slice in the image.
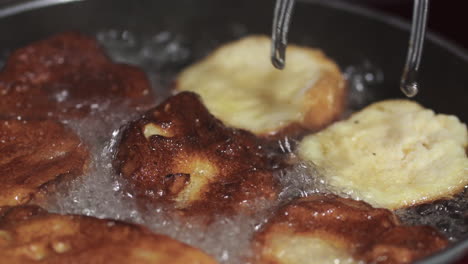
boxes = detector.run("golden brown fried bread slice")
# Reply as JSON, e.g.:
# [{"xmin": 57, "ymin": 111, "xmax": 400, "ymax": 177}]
[
  {"xmin": 0, "ymin": 32, "xmax": 154, "ymax": 119},
  {"xmin": 176, "ymin": 36, "xmax": 346, "ymax": 137},
  {"xmin": 0, "ymin": 120, "xmax": 88, "ymax": 206},
  {"xmin": 298, "ymin": 100, "xmax": 468, "ymax": 209},
  {"xmin": 0, "ymin": 205, "xmax": 218, "ymax": 264},
  {"xmin": 115, "ymin": 92, "xmax": 278, "ymax": 215},
  {"xmin": 253, "ymin": 195, "xmax": 447, "ymax": 264}
]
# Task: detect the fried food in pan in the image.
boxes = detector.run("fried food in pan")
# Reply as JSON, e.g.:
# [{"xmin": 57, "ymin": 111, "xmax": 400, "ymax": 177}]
[
  {"xmin": 253, "ymin": 195, "xmax": 447, "ymax": 264},
  {"xmin": 115, "ymin": 92, "xmax": 279, "ymax": 215},
  {"xmin": 176, "ymin": 36, "xmax": 346, "ymax": 138},
  {"xmin": 0, "ymin": 120, "xmax": 88, "ymax": 206},
  {"xmin": 0, "ymin": 205, "xmax": 218, "ymax": 264},
  {"xmin": 298, "ymin": 100, "xmax": 468, "ymax": 209},
  {"xmin": 0, "ymin": 32, "xmax": 154, "ymax": 119}
]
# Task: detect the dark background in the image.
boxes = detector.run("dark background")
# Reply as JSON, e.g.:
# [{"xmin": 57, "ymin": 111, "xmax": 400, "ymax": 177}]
[{"xmin": 348, "ymin": 0, "xmax": 468, "ymax": 51}]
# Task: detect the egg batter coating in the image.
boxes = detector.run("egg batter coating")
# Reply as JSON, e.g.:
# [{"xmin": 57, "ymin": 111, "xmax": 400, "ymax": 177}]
[
  {"xmin": 0, "ymin": 32, "xmax": 154, "ymax": 119},
  {"xmin": 0, "ymin": 120, "xmax": 88, "ymax": 207},
  {"xmin": 0, "ymin": 205, "xmax": 218, "ymax": 264},
  {"xmin": 298, "ymin": 100, "xmax": 468, "ymax": 209},
  {"xmin": 175, "ymin": 36, "xmax": 346, "ymax": 138},
  {"xmin": 115, "ymin": 92, "xmax": 279, "ymax": 215},
  {"xmin": 253, "ymin": 195, "xmax": 447, "ymax": 264}
]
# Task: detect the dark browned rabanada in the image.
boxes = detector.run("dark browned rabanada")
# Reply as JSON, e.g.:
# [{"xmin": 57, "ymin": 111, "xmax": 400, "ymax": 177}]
[{"xmin": 0, "ymin": 0, "xmax": 467, "ymax": 264}]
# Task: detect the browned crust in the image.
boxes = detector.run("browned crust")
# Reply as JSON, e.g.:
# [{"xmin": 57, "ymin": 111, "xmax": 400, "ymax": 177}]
[
  {"xmin": 303, "ymin": 68, "xmax": 348, "ymax": 131},
  {"xmin": 115, "ymin": 92, "xmax": 280, "ymax": 216},
  {"xmin": 259, "ymin": 71, "xmax": 348, "ymax": 140},
  {"xmin": 253, "ymin": 195, "xmax": 448, "ymax": 264},
  {"xmin": 0, "ymin": 205, "xmax": 218, "ymax": 264},
  {"xmin": 0, "ymin": 32, "xmax": 155, "ymax": 120},
  {"xmin": 0, "ymin": 120, "xmax": 89, "ymax": 207}
]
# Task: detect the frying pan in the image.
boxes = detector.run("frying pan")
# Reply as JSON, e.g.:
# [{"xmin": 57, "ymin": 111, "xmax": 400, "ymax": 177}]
[{"xmin": 0, "ymin": 0, "xmax": 466, "ymax": 263}]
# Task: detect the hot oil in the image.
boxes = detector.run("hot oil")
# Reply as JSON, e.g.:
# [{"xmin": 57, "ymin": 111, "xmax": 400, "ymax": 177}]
[
  {"xmin": 344, "ymin": 61, "xmax": 384, "ymax": 112},
  {"xmin": 33, "ymin": 29, "xmax": 467, "ymax": 263},
  {"xmin": 396, "ymin": 188, "xmax": 468, "ymax": 241},
  {"xmin": 96, "ymin": 29, "xmax": 191, "ymax": 100}
]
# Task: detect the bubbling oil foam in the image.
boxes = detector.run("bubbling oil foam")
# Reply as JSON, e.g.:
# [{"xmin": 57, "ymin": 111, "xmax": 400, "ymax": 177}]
[
  {"xmin": 35, "ymin": 29, "xmax": 467, "ymax": 263},
  {"xmin": 43, "ymin": 104, "xmax": 277, "ymax": 263},
  {"xmin": 45, "ymin": 117, "xmax": 318, "ymax": 264}
]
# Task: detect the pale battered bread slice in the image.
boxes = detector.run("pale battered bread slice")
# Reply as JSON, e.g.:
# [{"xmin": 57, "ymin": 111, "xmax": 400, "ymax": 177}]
[
  {"xmin": 257, "ymin": 234, "xmax": 358, "ymax": 264},
  {"xmin": 175, "ymin": 36, "xmax": 346, "ymax": 137},
  {"xmin": 298, "ymin": 100, "xmax": 468, "ymax": 209}
]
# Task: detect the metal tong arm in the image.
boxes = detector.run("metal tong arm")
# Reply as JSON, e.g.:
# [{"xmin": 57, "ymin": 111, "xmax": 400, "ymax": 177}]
[
  {"xmin": 271, "ymin": 0, "xmax": 430, "ymax": 98},
  {"xmin": 401, "ymin": 0, "xmax": 429, "ymax": 97},
  {"xmin": 271, "ymin": 0, "xmax": 295, "ymax": 70}
]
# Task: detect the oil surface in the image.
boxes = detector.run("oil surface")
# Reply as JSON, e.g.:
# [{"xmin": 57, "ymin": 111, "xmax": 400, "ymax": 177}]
[{"xmin": 2, "ymin": 29, "xmax": 464, "ymax": 263}]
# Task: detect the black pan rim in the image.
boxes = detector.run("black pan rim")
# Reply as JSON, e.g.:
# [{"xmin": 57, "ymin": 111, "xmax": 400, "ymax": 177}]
[
  {"xmin": 0, "ymin": 0, "xmax": 466, "ymax": 263},
  {"xmin": 306, "ymin": 0, "xmax": 468, "ymax": 63},
  {"xmin": 1, "ymin": 0, "xmax": 467, "ymax": 64}
]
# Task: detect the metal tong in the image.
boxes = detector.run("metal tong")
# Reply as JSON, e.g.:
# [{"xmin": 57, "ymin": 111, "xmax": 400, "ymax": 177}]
[
  {"xmin": 271, "ymin": 0, "xmax": 295, "ymax": 70},
  {"xmin": 271, "ymin": 0, "xmax": 429, "ymax": 97},
  {"xmin": 400, "ymin": 0, "xmax": 429, "ymax": 97}
]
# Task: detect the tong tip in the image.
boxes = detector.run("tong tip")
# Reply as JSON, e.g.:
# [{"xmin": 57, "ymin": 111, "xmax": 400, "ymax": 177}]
[
  {"xmin": 271, "ymin": 50, "xmax": 285, "ymax": 69},
  {"xmin": 401, "ymin": 82, "xmax": 419, "ymax": 97}
]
